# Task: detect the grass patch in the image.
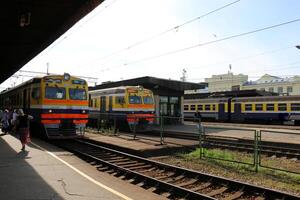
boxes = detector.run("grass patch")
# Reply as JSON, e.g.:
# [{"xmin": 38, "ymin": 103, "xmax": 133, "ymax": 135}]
[
  {"xmin": 179, "ymin": 148, "xmax": 300, "ymax": 183},
  {"xmin": 161, "ymin": 148, "xmax": 300, "ymax": 195}
]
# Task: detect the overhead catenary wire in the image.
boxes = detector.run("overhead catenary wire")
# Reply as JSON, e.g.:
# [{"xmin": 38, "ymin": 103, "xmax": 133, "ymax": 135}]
[
  {"xmin": 77, "ymin": 0, "xmax": 242, "ymax": 68},
  {"xmin": 114, "ymin": 18, "xmax": 300, "ymax": 68},
  {"xmin": 188, "ymin": 45, "xmax": 295, "ymax": 70}
]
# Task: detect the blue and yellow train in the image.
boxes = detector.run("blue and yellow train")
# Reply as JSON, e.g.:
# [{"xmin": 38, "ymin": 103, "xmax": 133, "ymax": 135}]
[
  {"xmin": 184, "ymin": 96, "xmax": 300, "ymax": 124},
  {"xmin": 0, "ymin": 73, "xmax": 89, "ymax": 138}
]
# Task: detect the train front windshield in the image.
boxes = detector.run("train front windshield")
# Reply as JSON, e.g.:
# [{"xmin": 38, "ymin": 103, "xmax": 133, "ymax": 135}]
[
  {"xmin": 69, "ymin": 88, "xmax": 87, "ymax": 100},
  {"xmin": 143, "ymin": 96, "xmax": 153, "ymax": 104},
  {"xmin": 45, "ymin": 87, "xmax": 66, "ymax": 99},
  {"xmin": 129, "ymin": 96, "xmax": 142, "ymax": 104}
]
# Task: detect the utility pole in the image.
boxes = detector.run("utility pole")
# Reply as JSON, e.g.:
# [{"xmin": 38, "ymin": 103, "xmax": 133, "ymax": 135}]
[
  {"xmin": 46, "ymin": 62, "xmax": 49, "ymax": 75},
  {"xmin": 180, "ymin": 69, "xmax": 187, "ymax": 82}
]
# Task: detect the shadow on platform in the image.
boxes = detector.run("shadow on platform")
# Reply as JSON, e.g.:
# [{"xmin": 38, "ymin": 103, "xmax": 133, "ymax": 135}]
[{"xmin": 0, "ymin": 136, "xmax": 64, "ymax": 200}]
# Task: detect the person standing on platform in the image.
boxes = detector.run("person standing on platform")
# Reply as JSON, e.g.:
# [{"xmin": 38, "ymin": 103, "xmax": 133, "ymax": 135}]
[
  {"xmin": 16, "ymin": 109, "xmax": 33, "ymax": 151},
  {"xmin": 11, "ymin": 109, "xmax": 18, "ymax": 133},
  {"xmin": 1, "ymin": 109, "xmax": 10, "ymax": 134}
]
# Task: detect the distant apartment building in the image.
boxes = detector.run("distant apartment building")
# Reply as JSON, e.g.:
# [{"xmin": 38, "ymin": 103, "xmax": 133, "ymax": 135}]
[
  {"xmin": 242, "ymin": 74, "xmax": 300, "ymax": 95},
  {"xmin": 205, "ymin": 72, "xmax": 248, "ymax": 92}
]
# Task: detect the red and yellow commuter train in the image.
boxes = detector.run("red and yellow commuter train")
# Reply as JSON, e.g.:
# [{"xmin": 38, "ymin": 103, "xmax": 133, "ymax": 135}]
[
  {"xmin": 88, "ymin": 86, "xmax": 155, "ymax": 131},
  {"xmin": 0, "ymin": 73, "xmax": 89, "ymax": 139}
]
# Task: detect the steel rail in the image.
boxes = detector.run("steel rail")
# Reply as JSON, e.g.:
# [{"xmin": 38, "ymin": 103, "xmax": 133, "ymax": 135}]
[{"xmin": 53, "ymin": 139, "xmax": 300, "ymax": 200}]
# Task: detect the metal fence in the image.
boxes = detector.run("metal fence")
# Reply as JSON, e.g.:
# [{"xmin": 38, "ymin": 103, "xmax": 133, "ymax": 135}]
[{"xmin": 86, "ymin": 113, "xmax": 300, "ymax": 175}]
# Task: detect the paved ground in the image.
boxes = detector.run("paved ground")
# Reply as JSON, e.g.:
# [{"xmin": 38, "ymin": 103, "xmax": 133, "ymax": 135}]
[{"xmin": 0, "ymin": 133, "xmax": 166, "ymax": 200}]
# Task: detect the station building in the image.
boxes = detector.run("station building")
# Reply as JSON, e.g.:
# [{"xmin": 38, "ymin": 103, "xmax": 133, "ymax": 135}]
[
  {"xmin": 204, "ymin": 72, "xmax": 248, "ymax": 92},
  {"xmin": 242, "ymin": 74, "xmax": 300, "ymax": 96},
  {"xmin": 90, "ymin": 76, "xmax": 206, "ymax": 123}
]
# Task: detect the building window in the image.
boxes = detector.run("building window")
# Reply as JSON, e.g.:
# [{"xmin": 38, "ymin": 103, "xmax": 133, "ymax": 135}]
[
  {"xmin": 190, "ymin": 105, "xmax": 196, "ymax": 111},
  {"xmin": 245, "ymin": 104, "xmax": 252, "ymax": 111},
  {"xmin": 255, "ymin": 104, "xmax": 263, "ymax": 111},
  {"xmin": 277, "ymin": 87, "xmax": 283, "ymax": 93},
  {"xmin": 184, "ymin": 105, "xmax": 189, "ymax": 111},
  {"xmin": 268, "ymin": 87, "xmax": 274, "ymax": 92},
  {"xmin": 266, "ymin": 104, "xmax": 274, "ymax": 111},
  {"xmin": 205, "ymin": 104, "xmax": 211, "ymax": 111},
  {"xmin": 278, "ymin": 103, "xmax": 287, "ymax": 111},
  {"xmin": 197, "ymin": 104, "xmax": 203, "ymax": 110},
  {"xmin": 287, "ymin": 86, "xmax": 293, "ymax": 93},
  {"xmin": 291, "ymin": 103, "xmax": 300, "ymax": 111}
]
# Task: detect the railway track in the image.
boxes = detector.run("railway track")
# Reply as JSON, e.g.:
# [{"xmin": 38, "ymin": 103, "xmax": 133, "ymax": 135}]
[{"xmin": 53, "ymin": 139, "xmax": 299, "ymax": 200}]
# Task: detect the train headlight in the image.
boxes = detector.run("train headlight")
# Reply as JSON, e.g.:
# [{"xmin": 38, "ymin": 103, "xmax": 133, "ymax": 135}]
[
  {"xmin": 82, "ymin": 110, "xmax": 86, "ymax": 113},
  {"xmin": 64, "ymin": 73, "xmax": 70, "ymax": 81},
  {"xmin": 49, "ymin": 109, "xmax": 52, "ymax": 113}
]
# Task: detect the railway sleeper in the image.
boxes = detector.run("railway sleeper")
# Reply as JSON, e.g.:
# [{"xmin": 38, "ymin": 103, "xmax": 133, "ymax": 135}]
[
  {"xmin": 206, "ymin": 186, "xmax": 228, "ymax": 197},
  {"xmin": 177, "ymin": 178, "xmax": 199, "ymax": 188},
  {"xmin": 127, "ymin": 164, "xmax": 153, "ymax": 171},
  {"xmin": 220, "ymin": 189, "xmax": 244, "ymax": 200},
  {"xmin": 163, "ymin": 174, "xmax": 185, "ymax": 184},
  {"xmin": 119, "ymin": 162, "xmax": 147, "ymax": 168},
  {"xmin": 190, "ymin": 182, "xmax": 212, "ymax": 192},
  {"xmin": 111, "ymin": 160, "xmax": 139, "ymax": 165}
]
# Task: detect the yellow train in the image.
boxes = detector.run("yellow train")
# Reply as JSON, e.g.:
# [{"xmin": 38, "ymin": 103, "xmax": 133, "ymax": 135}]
[
  {"xmin": 184, "ymin": 96, "xmax": 300, "ymax": 124},
  {"xmin": 88, "ymin": 86, "xmax": 155, "ymax": 131},
  {"xmin": 0, "ymin": 73, "xmax": 89, "ymax": 138}
]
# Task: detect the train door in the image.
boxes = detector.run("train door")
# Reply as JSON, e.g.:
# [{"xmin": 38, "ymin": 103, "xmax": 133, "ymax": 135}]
[
  {"xmin": 218, "ymin": 103, "xmax": 226, "ymax": 121},
  {"xmin": 233, "ymin": 103, "xmax": 243, "ymax": 122},
  {"xmin": 227, "ymin": 98, "xmax": 232, "ymax": 122},
  {"xmin": 100, "ymin": 96, "xmax": 106, "ymax": 112},
  {"xmin": 109, "ymin": 96, "xmax": 113, "ymax": 112}
]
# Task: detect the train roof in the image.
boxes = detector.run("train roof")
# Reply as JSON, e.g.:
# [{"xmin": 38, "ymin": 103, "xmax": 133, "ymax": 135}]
[
  {"xmin": 232, "ymin": 95, "xmax": 300, "ymax": 102},
  {"xmin": 0, "ymin": 77, "xmax": 42, "ymax": 95},
  {"xmin": 89, "ymin": 85, "xmax": 151, "ymax": 95},
  {"xmin": 0, "ymin": 73, "xmax": 85, "ymax": 95},
  {"xmin": 184, "ymin": 89, "xmax": 277, "ymax": 100}
]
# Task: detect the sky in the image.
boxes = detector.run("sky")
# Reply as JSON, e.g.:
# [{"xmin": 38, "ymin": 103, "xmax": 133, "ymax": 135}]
[{"xmin": 2, "ymin": 0, "xmax": 300, "ymax": 89}]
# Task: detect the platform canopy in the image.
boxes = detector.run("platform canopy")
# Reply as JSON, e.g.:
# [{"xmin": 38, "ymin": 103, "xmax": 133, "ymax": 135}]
[
  {"xmin": 0, "ymin": 0, "xmax": 105, "ymax": 84},
  {"xmin": 90, "ymin": 76, "xmax": 207, "ymax": 96}
]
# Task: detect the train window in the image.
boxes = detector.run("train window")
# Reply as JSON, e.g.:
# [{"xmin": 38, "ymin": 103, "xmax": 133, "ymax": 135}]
[
  {"xmin": 291, "ymin": 103, "xmax": 300, "ymax": 111},
  {"xmin": 278, "ymin": 103, "xmax": 287, "ymax": 111},
  {"xmin": 266, "ymin": 104, "xmax": 274, "ymax": 111},
  {"xmin": 184, "ymin": 105, "xmax": 189, "ymax": 111},
  {"xmin": 190, "ymin": 105, "xmax": 196, "ymax": 111},
  {"xmin": 143, "ymin": 96, "xmax": 153, "ymax": 104},
  {"xmin": 69, "ymin": 88, "xmax": 87, "ymax": 100},
  {"xmin": 245, "ymin": 104, "xmax": 252, "ymax": 111},
  {"xmin": 45, "ymin": 87, "xmax": 66, "ymax": 99},
  {"xmin": 116, "ymin": 96, "xmax": 125, "ymax": 104},
  {"xmin": 255, "ymin": 104, "xmax": 263, "ymax": 111},
  {"xmin": 212, "ymin": 104, "xmax": 216, "ymax": 111},
  {"xmin": 205, "ymin": 105, "xmax": 211, "ymax": 111},
  {"xmin": 197, "ymin": 104, "xmax": 203, "ymax": 110},
  {"xmin": 31, "ymin": 88, "xmax": 40, "ymax": 99},
  {"xmin": 129, "ymin": 96, "xmax": 142, "ymax": 104}
]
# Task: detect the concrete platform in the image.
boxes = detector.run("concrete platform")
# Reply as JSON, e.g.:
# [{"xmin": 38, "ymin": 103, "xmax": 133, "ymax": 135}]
[
  {"xmin": 84, "ymin": 132, "xmax": 199, "ymax": 157},
  {"xmin": 0, "ymin": 134, "xmax": 166, "ymax": 200}
]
